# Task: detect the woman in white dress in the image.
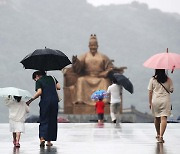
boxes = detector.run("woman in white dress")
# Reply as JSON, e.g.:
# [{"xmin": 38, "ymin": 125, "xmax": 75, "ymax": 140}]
[
  {"xmin": 5, "ymin": 95, "xmax": 29, "ymax": 147},
  {"xmin": 148, "ymin": 69, "xmax": 173, "ymax": 143}
]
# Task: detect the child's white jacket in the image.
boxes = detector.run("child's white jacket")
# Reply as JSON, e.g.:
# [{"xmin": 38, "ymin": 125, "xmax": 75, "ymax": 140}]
[{"xmin": 5, "ymin": 97, "xmax": 29, "ymax": 122}]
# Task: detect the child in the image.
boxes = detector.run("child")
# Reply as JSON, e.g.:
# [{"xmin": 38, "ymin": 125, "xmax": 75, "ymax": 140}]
[
  {"xmin": 5, "ymin": 95, "xmax": 29, "ymax": 147},
  {"xmin": 95, "ymin": 96, "xmax": 105, "ymax": 125}
]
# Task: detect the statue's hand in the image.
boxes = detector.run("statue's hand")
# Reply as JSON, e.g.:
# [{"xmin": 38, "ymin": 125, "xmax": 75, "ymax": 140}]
[
  {"xmin": 108, "ymin": 67, "xmax": 114, "ymax": 72},
  {"xmin": 98, "ymin": 68, "xmax": 114, "ymax": 78},
  {"xmin": 106, "ymin": 67, "xmax": 114, "ymax": 75},
  {"xmin": 72, "ymin": 55, "xmax": 78, "ymax": 64}
]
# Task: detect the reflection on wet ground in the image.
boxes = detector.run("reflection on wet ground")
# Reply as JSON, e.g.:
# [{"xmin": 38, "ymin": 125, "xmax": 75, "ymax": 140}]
[
  {"xmin": 39, "ymin": 146, "xmax": 57, "ymax": 154},
  {"xmin": 0, "ymin": 123, "xmax": 179, "ymax": 154}
]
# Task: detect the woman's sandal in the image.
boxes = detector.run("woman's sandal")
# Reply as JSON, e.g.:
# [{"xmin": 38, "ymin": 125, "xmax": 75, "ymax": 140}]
[
  {"xmin": 15, "ymin": 142, "xmax": 20, "ymax": 148},
  {"xmin": 40, "ymin": 139, "xmax": 45, "ymax": 147},
  {"xmin": 157, "ymin": 136, "xmax": 165, "ymax": 143},
  {"xmin": 156, "ymin": 135, "xmax": 160, "ymax": 141}
]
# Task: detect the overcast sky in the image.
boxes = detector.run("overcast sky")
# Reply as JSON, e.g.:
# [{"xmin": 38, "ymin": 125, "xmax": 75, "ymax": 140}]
[{"xmin": 87, "ymin": 0, "xmax": 180, "ymax": 14}]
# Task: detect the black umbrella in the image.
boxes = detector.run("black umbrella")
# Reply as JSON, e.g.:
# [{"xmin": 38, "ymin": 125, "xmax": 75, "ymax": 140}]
[
  {"xmin": 20, "ymin": 47, "xmax": 71, "ymax": 71},
  {"xmin": 113, "ymin": 73, "xmax": 134, "ymax": 94}
]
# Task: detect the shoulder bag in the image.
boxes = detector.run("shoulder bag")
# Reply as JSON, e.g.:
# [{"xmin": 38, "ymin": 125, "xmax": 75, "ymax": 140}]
[
  {"xmin": 51, "ymin": 76, "xmax": 62, "ymax": 102},
  {"xmin": 157, "ymin": 80, "xmax": 172, "ymax": 110}
]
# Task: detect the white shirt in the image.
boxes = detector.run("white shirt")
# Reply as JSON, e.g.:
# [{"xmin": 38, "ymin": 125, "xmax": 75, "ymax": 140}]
[
  {"xmin": 107, "ymin": 83, "xmax": 121, "ymax": 104},
  {"xmin": 5, "ymin": 97, "xmax": 29, "ymax": 122}
]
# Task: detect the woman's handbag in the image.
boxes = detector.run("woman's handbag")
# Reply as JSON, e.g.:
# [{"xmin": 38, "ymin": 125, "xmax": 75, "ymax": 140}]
[
  {"xmin": 157, "ymin": 80, "xmax": 172, "ymax": 110},
  {"xmin": 51, "ymin": 76, "xmax": 62, "ymax": 102}
]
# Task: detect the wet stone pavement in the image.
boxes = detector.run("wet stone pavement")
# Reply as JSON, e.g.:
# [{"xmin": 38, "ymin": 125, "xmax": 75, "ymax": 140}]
[{"xmin": 0, "ymin": 123, "xmax": 180, "ymax": 154}]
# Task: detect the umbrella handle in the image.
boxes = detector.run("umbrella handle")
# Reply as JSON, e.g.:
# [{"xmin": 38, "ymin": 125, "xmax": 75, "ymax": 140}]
[{"xmin": 171, "ymin": 65, "xmax": 175, "ymax": 73}]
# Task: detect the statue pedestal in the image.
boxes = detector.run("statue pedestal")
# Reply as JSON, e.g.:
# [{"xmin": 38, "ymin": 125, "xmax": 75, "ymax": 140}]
[
  {"xmin": 72, "ymin": 104, "xmax": 110, "ymax": 114},
  {"xmin": 63, "ymin": 86, "xmax": 110, "ymax": 114}
]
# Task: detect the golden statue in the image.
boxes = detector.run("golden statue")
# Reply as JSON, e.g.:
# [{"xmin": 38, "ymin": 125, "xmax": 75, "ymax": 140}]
[{"xmin": 63, "ymin": 34, "xmax": 126, "ymax": 114}]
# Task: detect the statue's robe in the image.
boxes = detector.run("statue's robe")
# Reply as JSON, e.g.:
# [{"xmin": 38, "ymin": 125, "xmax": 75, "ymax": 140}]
[{"xmin": 71, "ymin": 51, "xmax": 114, "ymax": 105}]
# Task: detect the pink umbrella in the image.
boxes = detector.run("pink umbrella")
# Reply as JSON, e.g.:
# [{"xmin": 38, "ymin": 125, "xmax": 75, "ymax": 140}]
[{"xmin": 143, "ymin": 48, "xmax": 180, "ymax": 73}]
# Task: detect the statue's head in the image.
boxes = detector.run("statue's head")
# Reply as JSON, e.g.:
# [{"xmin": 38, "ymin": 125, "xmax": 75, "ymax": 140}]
[{"xmin": 89, "ymin": 34, "xmax": 98, "ymax": 56}]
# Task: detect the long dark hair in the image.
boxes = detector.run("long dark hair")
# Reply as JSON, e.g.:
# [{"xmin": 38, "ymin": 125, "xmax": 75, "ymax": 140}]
[
  {"xmin": 112, "ymin": 77, "xmax": 118, "ymax": 84},
  {"xmin": 153, "ymin": 69, "xmax": 168, "ymax": 83}
]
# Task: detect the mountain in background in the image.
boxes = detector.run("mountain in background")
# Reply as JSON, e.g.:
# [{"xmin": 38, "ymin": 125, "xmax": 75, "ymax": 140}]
[{"xmin": 0, "ymin": 0, "xmax": 180, "ymax": 122}]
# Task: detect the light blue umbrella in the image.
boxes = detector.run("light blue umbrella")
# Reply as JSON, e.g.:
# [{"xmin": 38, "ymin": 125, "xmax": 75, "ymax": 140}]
[
  {"xmin": 91, "ymin": 90, "xmax": 108, "ymax": 100},
  {"xmin": 0, "ymin": 87, "xmax": 32, "ymax": 99}
]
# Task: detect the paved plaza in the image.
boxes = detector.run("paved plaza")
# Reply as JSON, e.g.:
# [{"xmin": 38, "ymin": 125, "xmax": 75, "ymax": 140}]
[{"xmin": 0, "ymin": 123, "xmax": 180, "ymax": 154}]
